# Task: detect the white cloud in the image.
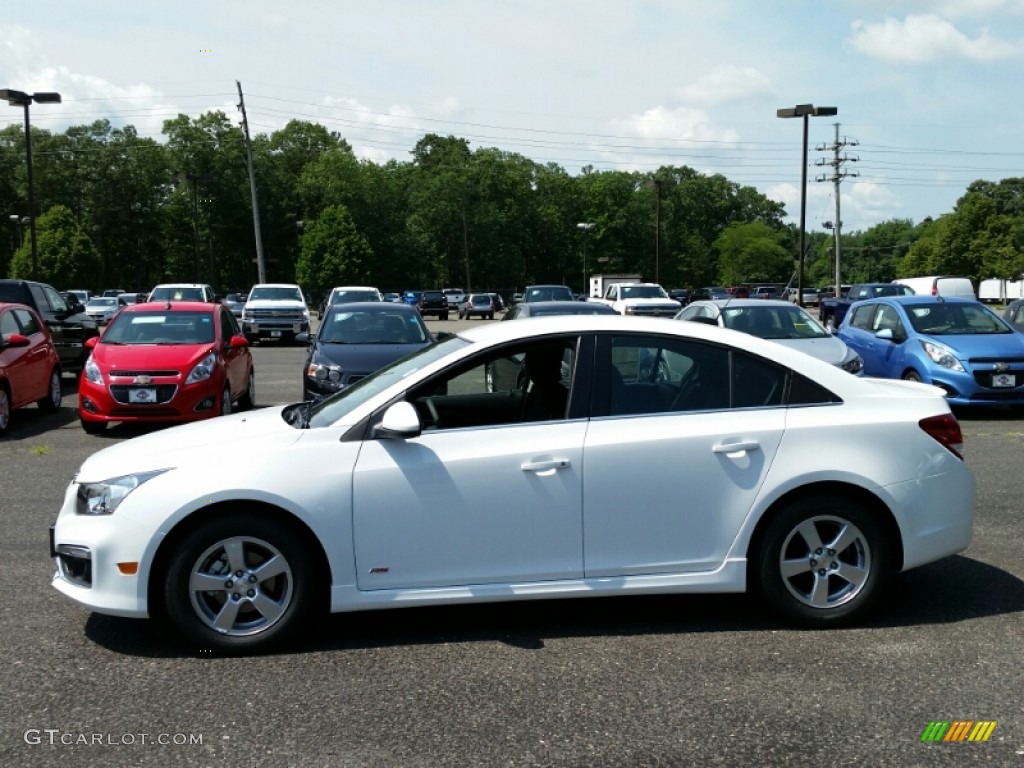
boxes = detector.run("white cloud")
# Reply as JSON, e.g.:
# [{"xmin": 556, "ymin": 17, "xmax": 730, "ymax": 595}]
[
  {"xmin": 850, "ymin": 14, "xmax": 1024, "ymax": 62},
  {"xmin": 675, "ymin": 66, "xmax": 774, "ymax": 105},
  {"xmin": 609, "ymin": 105, "xmax": 739, "ymax": 144}
]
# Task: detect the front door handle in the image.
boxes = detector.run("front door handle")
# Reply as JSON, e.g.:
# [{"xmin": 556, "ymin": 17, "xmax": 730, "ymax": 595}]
[
  {"xmin": 712, "ymin": 440, "xmax": 760, "ymax": 456},
  {"xmin": 521, "ymin": 458, "xmax": 570, "ymax": 472}
]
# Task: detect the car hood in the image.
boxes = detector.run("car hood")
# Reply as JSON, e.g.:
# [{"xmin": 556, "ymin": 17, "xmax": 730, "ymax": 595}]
[
  {"xmin": 75, "ymin": 406, "xmax": 298, "ymax": 481},
  {"xmin": 244, "ymin": 300, "xmax": 307, "ymax": 311},
  {"xmin": 314, "ymin": 341, "xmax": 429, "ymax": 372},
  {"xmin": 91, "ymin": 342, "xmax": 218, "ymax": 371},
  {"xmin": 768, "ymin": 336, "xmax": 852, "ymax": 366},
  {"xmin": 923, "ymin": 332, "xmax": 1024, "ymax": 359}
]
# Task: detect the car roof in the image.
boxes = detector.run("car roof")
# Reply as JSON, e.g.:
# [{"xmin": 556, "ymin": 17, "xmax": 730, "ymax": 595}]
[
  {"xmin": 878, "ymin": 296, "xmax": 979, "ymax": 305},
  {"xmin": 694, "ymin": 299, "xmax": 804, "ymax": 309},
  {"xmin": 325, "ymin": 301, "xmax": 415, "ymax": 312},
  {"xmin": 123, "ymin": 301, "xmax": 215, "ymax": 312},
  {"xmin": 521, "ymin": 301, "xmax": 617, "ymax": 314}
]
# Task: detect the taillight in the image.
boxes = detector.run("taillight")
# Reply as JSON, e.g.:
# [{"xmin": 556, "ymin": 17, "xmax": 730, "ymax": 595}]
[{"xmin": 919, "ymin": 413, "xmax": 964, "ymax": 459}]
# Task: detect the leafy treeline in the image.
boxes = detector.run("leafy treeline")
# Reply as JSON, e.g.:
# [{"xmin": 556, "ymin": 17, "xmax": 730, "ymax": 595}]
[{"xmin": 3, "ymin": 113, "xmax": 1024, "ymax": 296}]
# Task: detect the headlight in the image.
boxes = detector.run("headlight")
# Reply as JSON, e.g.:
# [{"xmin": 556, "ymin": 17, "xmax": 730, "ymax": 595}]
[
  {"xmin": 75, "ymin": 470, "xmax": 168, "ymax": 515},
  {"xmin": 242, "ymin": 310, "xmax": 252, "ymax": 321},
  {"xmin": 920, "ymin": 341, "xmax": 965, "ymax": 372},
  {"xmin": 83, "ymin": 354, "xmax": 103, "ymax": 384},
  {"xmin": 841, "ymin": 352, "xmax": 864, "ymax": 374},
  {"xmin": 186, "ymin": 352, "xmax": 217, "ymax": 384},
  {"xmin": 306, "ymin": 363, "xmax": 343, "ymax": 387}
]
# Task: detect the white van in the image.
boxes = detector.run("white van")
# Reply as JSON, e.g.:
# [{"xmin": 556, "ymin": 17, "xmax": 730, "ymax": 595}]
[{"xmin": 892, "ymin": 276, "xmax": 976, "ymax": 300}]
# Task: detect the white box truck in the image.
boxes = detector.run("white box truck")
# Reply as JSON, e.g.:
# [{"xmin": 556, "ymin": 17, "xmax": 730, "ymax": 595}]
[{"xmin": 589, "ymin": 273, "xmax": 642, "ymax": 299}]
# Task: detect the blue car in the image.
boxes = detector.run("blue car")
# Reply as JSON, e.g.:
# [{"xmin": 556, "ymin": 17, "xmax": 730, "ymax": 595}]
[{"xmin": 838, "ymin": 295, "xmax": 1024, "ymax": 407}]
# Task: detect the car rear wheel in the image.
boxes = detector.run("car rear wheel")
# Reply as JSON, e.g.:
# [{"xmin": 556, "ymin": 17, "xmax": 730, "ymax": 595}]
[
  {"xmin": 238, "ymin": 370, "xmax": 255, "ymax": 411},
  {"xmin": 38, "ymin": 368, "xmax": 62, "ymax": 412},
  {"xmin": 754, "ymin": 495, "xmax": 888, "ymax": 627},
  {"xmin": 0, "ymin": 386, "xmax": 10, "ymax": 434},
  {"xmin": 162, "ymin": 515, "xmax": 315, "ymax": 653}
]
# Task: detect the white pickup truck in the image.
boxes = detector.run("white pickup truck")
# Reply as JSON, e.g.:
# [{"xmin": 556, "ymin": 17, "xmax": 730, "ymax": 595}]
[
  {"xmin": 591, "ymin": 282, "xmax": 682, "ymax": 317},
  {"xmin": 241, "ymin": 283, "xmax": 311, "ymax": 345}
]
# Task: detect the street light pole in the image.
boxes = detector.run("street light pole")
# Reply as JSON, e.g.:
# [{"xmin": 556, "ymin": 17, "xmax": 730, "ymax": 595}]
[
  {"xmin": 776, "ymin": 104, "xmax": 837, "ymax": 308},
  {"xmin": 1, "ymin": 88, "xmax": 62, "ymax": 281},
  {"xmin": 577, "ymin": 222, "xmax": 595, "ymax": 297}
]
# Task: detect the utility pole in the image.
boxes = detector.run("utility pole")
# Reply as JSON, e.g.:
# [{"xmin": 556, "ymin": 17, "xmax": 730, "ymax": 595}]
[
  {"xmin": 816, "ymin": 123, "xmax": 858, "ymax": 293},
  {"xmin": 237, "ymin": 80, "xmax": 266, "ymax": 284}
]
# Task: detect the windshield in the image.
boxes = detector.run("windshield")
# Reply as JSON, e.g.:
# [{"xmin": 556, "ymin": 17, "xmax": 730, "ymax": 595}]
[
  {"xmin": 88, "ymin": 298, "xmax": 119, "ymax": 308},
  {"xmin": 723, "ymin": 305, "xmax": 829, "ymax": 339},
  {"xmin": 149, "ymin": 286, "xmax": 204, "ymax": 301},
  {"xmin": 331, "ymin": 290, "xmax": 380, "ymax": 304},
  {"xmin": 319, "ymin": 308, "xmax": 430, "ymax": 344},
  {"xmin": 905, "ymin": 302, "xmax": 1011, "ymax": 335},
  {"xmin": 249, "ymin": 286, "xmax": 303, "ymax": 302},
  {"xmin": 620, "ymin": 286, "xmax": 669, "ymax": 299},
  {"xmin": 526, "ymin": 286, "xmax": 573, "ymax": 302},
  {"xmin": 101, "ymin": 310, "xmax": 216, "ymax": 344},
  {"xmin": 307, "ymin": 334, "xmax": 469, "ymax": 428}
]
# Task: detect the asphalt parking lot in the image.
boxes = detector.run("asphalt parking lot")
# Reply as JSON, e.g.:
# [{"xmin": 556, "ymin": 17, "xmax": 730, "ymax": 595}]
[{"xmin": 2, "ymin": 316, "xmax": 1023, "ymax": 767}]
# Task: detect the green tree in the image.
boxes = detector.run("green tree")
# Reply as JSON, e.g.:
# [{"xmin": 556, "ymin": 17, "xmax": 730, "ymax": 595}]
[
  {"xmin": 295, "ymin": 205, "xmax": 373, "ymax": 292},
  {"xmin": 9, "ymin": 205, "xmax": 101, "ymax": 286},
  {"xmin": 713, "ymin": 222, "xmax": 791, "ymax": 286}
]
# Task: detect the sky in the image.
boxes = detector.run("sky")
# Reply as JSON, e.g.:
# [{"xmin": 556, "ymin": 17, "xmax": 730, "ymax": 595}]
[{"xmin": 3, "ymin": 0, "xmax": 1024, "ymax": 234}]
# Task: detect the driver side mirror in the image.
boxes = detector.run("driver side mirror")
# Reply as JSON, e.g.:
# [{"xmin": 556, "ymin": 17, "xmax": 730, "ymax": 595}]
[
  {"xmin": 295, "ymin": 332, "xmax": 311, "ymax": 344},
  {"xmin": 372, "ymin": 401, "xmax": 422, "ymax": 439},
  {"xmin": 1, "ymin": 333, "xmax": 30, "ymax": 348}
]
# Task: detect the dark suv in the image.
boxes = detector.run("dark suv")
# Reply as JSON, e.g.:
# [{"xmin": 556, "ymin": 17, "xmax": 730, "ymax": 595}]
[
  {"xmin": 417, "ymin": 290, "xmax": 449, "ymax": 320},
  {"xmin": 0, "ymin": 279, "xmax": 99, "ymax": 373}
]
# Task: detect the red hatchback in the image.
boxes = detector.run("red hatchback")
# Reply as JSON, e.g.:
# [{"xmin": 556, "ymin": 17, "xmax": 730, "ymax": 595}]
[
  {"xmin": 79, "ymin": 301, "xmax": 255, "ymax": 434},
  {"xmin": 0, "ymin": 302, "xmax": 63, "ymax": 435}
]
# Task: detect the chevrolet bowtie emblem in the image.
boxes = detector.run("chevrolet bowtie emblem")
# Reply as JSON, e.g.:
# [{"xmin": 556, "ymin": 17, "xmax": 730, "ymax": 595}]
[
  {"xmin": 995, "ymin": 363, "xmax": 1009, "ymax": 373},
  {"xmin": 135, "ymin": 375, "xmax": 152, "ymax": 385}
]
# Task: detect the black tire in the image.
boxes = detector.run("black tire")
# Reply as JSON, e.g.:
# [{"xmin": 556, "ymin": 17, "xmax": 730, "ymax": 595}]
[
  {"xmin": 754, "ymin": 495, "xmax": 888, "ymax": 627},
  {"xmin": 441, "ymin": 313, "xmax": 449, "ymax": 321},
  {"xmin": 0, "ymin": 385, "xmax": 10, "ymax": 435},
  {"xmin": 219, "ymin": 386, "xmax": 232, "ymax": 416},
  {"xmin": 162, "ymin": 515, "xmax": 316, "ymax": 653},
  {"xmin": 80, "ymin": 417, "xmax": 105, "ymax": 434},
  {"xmin": 238, "ymin": 369, "xmax": 255, "ymax": 411},
  {"xmin": 37, "ymin": 367, "xmax": 62, "ymax": 412},
  {"xmin": 902, "ymin": 370, "xmax": 922, "ymax": 382}
]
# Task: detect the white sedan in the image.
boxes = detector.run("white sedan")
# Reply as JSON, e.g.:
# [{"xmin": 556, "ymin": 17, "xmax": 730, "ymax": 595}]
[{"xmin": 50, "ymin": 315, "xmax": 975, "ymax": 653}]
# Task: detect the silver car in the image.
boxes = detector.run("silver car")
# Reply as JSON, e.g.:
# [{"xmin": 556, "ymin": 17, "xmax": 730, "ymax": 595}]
[
  {"xmin": 84, "ymin": 296, "xmax": 122, "ymax": 325},
  {"xmin": 676, "ymin": 298, "xmax": 864, "ymax": 374}
]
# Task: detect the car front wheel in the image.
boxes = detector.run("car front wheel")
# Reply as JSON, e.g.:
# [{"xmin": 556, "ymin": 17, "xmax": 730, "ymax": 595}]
[
  {"xmin": 238, "ymin": 370, "xmax": 255, "ymax": 411},
  {"xmin": 754, "ymin": 495, "xmax": 888, "ymax": 627},
  {"xmin": 162, "ymin": 515, "xmax": 315, "ymax": 653}
]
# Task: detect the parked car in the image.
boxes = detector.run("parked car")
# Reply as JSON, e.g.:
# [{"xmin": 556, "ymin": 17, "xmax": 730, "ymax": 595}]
[
  {"xmin": 522, "ymin": 284, "xmax": 575, "ymax": 302},
  {"xmin": 892, "ymin": 275, "xmax": 975, "ymax": 300},
  {"xmin": 147, "ymin": 283, "xmax": 216, "ymax": 303},
  {"xmin": 417, "ymin": 290, "xmax": 450, "ymax": 320},
  {"xmin": 118, "ymin": 292, "xmax": 144, "ymax": 306},
  {"xmin": 460, "ymin": 293, "xmax": 496, "ymax": 320},
  {"xmin": 704, "ymin": 286, "xmax": 729, "ymax": 300},
  {"xmin": 502, "ymin": 300, "xmax": 618, "ymax": 321},
  {"xmin": 488, "ymin": 293, "xmax": 505, "ymax": 312},
  {"xmin": 667, "ymin": 288, "xmax": 690, "ymax": 305},
  {"xmin": 102, "ymin": 289, "xmax": 126, "ymax": 298},
  {"xmin": 319, "ymin": 286, "xmax": 383, "ymax": 318},
  {"xmin": 301, "ymin": 302, "xmax": 433, "ymax": 402},
  {"xmin": 383, "ymin": 292, "xmax": 403, "ymax": 304},
  {"xmin": 60, "ymin": 292, "xmax": 85, "ymax": 312},
  {"xmin": 0, "ymin": 302, "xmax": 63, "ymax": 435},
  {"xmin": 676, "ymin": 299, "xmax": 864, "ymax": 374},
  {"xmin": 0, "ymin": 279, "xmax": 99, "ymax": 374},
  {"xmin": 401, "ymin": 290, "xmax": 423, "ymax": 307},
  {"xmin": 50, "ymin": 314, "xmax": 975, "ymax": 653},
  {"xmin": 1002, "ymin": 299, "xmax": 1024, "ymax": 331},
  {"xmin": 78, "ymin": 301, "xmax": 254, "ymax": 433},
  {"xmin": 241, "ymin": 283, "xmax": 310, "ymax": 344},
  {"xmin": 84, "ymin": 296, "xmax": 123, "ymax": 325},
  {"xmin": 443, "ymin": 288, "xmax": 466, "ymax": 308},
  {"xmin": 838, "ymin": 295, "xmax": 1024, "ymax": 406},
  {"xmin": 222, "ymin": 292, "xmax": 248, "ymax": 320}
]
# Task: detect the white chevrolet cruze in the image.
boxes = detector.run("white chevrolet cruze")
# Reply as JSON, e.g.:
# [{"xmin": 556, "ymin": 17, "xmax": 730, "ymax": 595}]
[{"xmin": 50, "ymin": 315, "xmax": 976, "ymax": 653}]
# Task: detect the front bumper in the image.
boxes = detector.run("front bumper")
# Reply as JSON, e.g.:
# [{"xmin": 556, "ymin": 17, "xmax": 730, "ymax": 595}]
[
  {"xmin": 79, "ymin": 374, "xmax": 225, "ymax": 423},
  {"xmin": 50, "ymin": 483, "xmax": 153, "ymax": 618}
]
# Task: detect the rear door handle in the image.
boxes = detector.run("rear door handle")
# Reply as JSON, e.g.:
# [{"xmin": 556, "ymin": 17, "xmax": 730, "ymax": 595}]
[
  {"xmin": 521, "ymin": 458, "xmax": 570, "ymax": 472},
  {"xmin": 712, "ymin": 440, "xmax": 760, "ymax": 456}
]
